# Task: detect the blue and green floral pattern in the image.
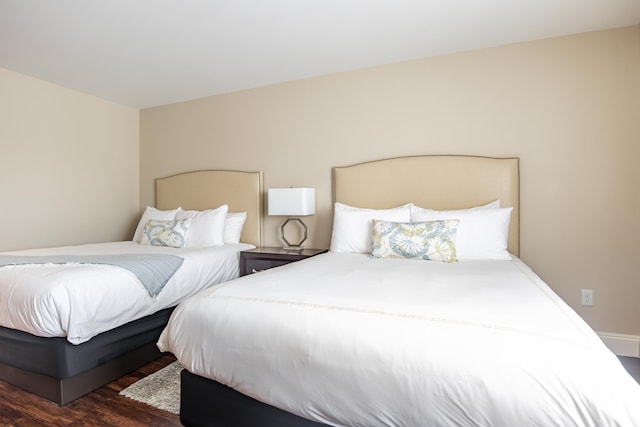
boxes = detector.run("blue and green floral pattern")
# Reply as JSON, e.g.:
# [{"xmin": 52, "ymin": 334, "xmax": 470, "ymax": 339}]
[
  {"xmin": 370, "ymin": 219, "xmax": 459, "ymax": 262},
  {"xmin": 140, "ymin": 219, "xmax": 191, "ymax": 248}
]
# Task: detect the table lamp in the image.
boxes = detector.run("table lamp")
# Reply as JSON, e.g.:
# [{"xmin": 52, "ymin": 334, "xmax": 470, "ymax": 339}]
[{"xmin": 268, "ymin": 188, "xmax": 315, "ymax": 250}]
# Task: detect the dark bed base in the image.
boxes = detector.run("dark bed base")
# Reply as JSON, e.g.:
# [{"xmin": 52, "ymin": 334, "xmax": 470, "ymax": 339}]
[
  {"xmin": 0, "ymin": 307, "xmax": 174, "ymax": 405},
  {"xmin": 181, "ymin": 370, "xmax": 329, "ymax": 427}
]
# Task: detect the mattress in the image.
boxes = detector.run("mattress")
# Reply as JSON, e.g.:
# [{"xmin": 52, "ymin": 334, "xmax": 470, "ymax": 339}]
[
  {"xmin": 159, "ymin": 252, "xmax": 640, "ymax": 426},
  {"xmin": 0, "ymin": 241, "xmax": 253, "ymax": 344}
]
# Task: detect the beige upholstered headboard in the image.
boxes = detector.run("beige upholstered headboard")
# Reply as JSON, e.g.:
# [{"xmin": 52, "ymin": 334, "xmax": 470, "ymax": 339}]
[
  {"xmin": 333, "ymin": 155, "xmax": 519, "ymax": 256},
  {"xmin": 155, "ymin": 170, "xmax": 263, "ymax": 247}
]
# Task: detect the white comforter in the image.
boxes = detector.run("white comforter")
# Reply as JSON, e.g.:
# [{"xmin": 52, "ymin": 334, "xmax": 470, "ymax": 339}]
[
  {"xmin": 159, "ymin": 252, "xmax": 640, "ymax": 427},
  {"xmin": 0, "ymin": 241, "xmax": 252, "ymax": 344}
]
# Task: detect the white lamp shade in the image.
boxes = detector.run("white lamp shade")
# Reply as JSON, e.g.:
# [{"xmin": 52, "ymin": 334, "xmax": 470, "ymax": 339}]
[{"xmin": 268, "ymin": 188, "xmax": 315, "ymax": 216}]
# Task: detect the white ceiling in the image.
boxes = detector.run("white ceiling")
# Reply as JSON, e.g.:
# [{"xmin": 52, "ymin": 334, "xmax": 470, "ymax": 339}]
[{"xmin": 1, "ymin": 0, "xmax": 639, "ymax": 109}]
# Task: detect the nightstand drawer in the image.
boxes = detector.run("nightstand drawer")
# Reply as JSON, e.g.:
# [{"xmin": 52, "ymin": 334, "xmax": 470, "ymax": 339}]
[
  {"xmin": 244, "ymin": 259, "xmax": 291, "ymax": 274},
  {"xmin": 240, "ymin": 247, "xmax": 328, "ymax": 276}
]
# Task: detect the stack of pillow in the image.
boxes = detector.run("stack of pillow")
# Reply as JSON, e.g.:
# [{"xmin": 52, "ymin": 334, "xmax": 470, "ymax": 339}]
[
  {"xmin": 132, "ymin": 206, "xmax": 247, "ymax": 248},
  {"xmin": 133, "ymin": 201, "xmax": 512, "ymax": 261},
  {"xmin": 329, "ymin": 201, "xmax": 512, "ymax": 262}
]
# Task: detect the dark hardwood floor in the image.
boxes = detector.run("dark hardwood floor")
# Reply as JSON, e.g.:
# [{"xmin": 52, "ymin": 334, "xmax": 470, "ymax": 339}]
[
  {"xmin": 0, "ymin": 354, "xmax": 181, "ymax": 427},
  {"xmin": 1, "ymin": 355, "xmax": 639, "ymax": 426}
]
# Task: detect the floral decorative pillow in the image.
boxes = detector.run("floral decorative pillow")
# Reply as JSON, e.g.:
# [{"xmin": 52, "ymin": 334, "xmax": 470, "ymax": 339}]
[
  {"xmin": 370, "ymin": 219, "xmax": 459, "ymax": 263},
  {"xmin": 133, "ymin": 206, "xmax": 180, "ymax": 243},
  {"xmin": 140, "ymin": 219, "xmax": 192, "ymax": 248}
]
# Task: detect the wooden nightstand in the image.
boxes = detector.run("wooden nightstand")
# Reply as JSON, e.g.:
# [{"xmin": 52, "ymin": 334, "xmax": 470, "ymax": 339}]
[{"xmin": 240, "ymin": 247, "xmax": 328, "ymax": 276}]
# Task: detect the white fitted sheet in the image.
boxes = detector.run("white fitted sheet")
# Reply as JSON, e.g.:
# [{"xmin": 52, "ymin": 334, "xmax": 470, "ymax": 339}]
[
  {"xmin": 0, "ymin": 241, "xmax": 252, "ymax": 344},
  {"xmin": 159, "ymin": 252, "xmax": 640, "ymax": 426}
]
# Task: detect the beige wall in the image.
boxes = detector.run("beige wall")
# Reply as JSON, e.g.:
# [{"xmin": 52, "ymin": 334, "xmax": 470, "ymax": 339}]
[
  {"xmin": 141, "ymin": 26, "xmax": 640, "ymax": 336},
  {"xmin": 0, "ymin": 68, "xmax": 140, "ymax": 251}
]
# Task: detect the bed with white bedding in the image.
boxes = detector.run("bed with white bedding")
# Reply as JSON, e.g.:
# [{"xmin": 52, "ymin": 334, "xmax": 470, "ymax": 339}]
[
  {"xmin": 160, "ymin": 253, "xmax": 640, "ymax": 426},
  {"xmin": 159, "ymin": 156, "xmax": 640, "ymax": 426},
  {"xmin": 0, "ymin": 169, "xmax": 263, "ymax": 405},
  {"xmin": 0, "ymin": 241, "xmax": 251, "ymax": 345}
]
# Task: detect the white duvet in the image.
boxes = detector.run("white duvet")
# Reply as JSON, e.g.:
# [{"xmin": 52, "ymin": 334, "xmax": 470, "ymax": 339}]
[
  {"xmin": 0, "ymin": 241, "xmax": 252, "ymax": 344},
  {"xmin": 159, "ymin": 252, "xmax": 640, "ymax": 426}
]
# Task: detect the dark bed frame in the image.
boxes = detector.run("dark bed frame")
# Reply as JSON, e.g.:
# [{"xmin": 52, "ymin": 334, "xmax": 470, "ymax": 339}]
[
  {"xmin": 0, "ymin": 307, "xmax": 173, "ymax": 405},
  {"xmin": 180, "ymin": 370, "xmax": 327, "ymax": 427}
]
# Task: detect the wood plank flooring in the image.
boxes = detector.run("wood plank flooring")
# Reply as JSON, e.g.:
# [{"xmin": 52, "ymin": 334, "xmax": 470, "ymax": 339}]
[
  {"xmin": 0, "ymin": 354, "xmax": 181, "ymax": 427},
  {"xmin": 1, "ymin": 355, "xmax": 639, "ymax": 426}
]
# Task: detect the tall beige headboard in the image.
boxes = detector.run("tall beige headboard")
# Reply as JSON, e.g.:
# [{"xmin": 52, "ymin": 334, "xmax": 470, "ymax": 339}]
[
  {"xmin": 333, "ymin": 155, "xmax": 519, "ymax": 256},
  {"xmin": 156, "ymin": 170, "xmax": 263, "ymax": 247}
]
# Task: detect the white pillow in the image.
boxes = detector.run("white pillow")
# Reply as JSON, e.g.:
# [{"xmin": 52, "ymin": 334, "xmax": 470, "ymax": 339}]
[
  {"xmin": 133, "ymin": 206, "xmax": 180, "ymax": 243},
  {"xmin": 224, "ymin": 212, "xmax": 247, "ymax": 244},
  {"xmin": 411, "ymin": 206, "xmax": 513, "ymax": 260},
  {"xmin": 330, "ymin": 202, "xmax": 411, "ymax": 254},
  {"xmin": 176, "ymin": 205, "xmax": 228, "ymax": 247},
  {"xmin": 409, "ymin": 200, "xmax": 500, "ymax": 220}
]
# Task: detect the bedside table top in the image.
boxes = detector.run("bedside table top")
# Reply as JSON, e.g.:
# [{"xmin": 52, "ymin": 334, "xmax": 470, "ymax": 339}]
[{"xmin": 243, "ymin": 247, "xmax": 328, "ymax": 257}]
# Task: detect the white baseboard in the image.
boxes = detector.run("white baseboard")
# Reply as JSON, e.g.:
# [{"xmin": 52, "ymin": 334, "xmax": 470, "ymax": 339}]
[{"xmin": 598, "ymin": 332, "xmax": 640, "ymax": 357}]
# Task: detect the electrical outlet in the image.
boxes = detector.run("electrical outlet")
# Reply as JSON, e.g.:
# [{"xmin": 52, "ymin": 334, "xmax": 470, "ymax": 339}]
[{"xmin": 581, "ymin": 289, "xmax": 593, "ymax": 306}]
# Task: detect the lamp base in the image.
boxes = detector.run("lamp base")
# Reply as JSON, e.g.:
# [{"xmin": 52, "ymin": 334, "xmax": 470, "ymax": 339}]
[{"xmin": 280, "ymin": 217, "xmax": 308, "ymax": 250}]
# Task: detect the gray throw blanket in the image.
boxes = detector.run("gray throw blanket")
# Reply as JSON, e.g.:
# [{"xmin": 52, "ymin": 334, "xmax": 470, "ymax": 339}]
[{"xmin": 0, "ymin": 254, "xmax": 184, "ymax": 297}]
